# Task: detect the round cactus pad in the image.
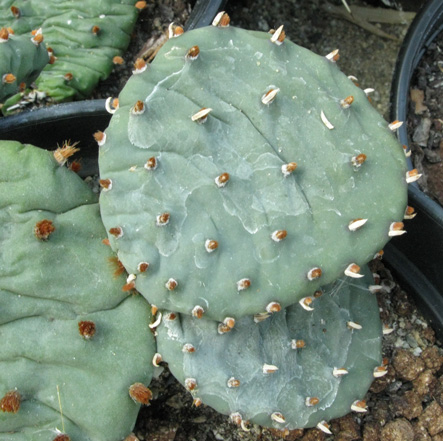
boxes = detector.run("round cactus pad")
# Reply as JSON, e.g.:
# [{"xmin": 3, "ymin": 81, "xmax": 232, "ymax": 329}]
[
  {"xmin": 99, "ymin": 24, "xmax": 408, "ymax": 321},
  {"xmin": 0, "ymin": 141, "xmax": 155, "ymax": 441},
  {"xmin": 156, "ymin": 267, "xmax": 383, "ymax": 430}
]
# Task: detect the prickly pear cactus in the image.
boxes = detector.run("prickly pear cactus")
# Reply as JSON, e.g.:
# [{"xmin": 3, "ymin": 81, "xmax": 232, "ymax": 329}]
[
  {"xmin": 98, "ymin": 22, "xmax": 408, "ymax": 322},
  {"xmin": 0, "ymin": 27, "xmax": 48, "ymax": 103},
  {"xmin": 0, "ymin": 0, "xmax": 143, "ymax": 101},
  {"xmin": 156, "ymin": 267, "xmax": 384, "ymax": 431},
  {"xmin": 0, "ymin": 141, "xmax": 156, "ymax": 441}
]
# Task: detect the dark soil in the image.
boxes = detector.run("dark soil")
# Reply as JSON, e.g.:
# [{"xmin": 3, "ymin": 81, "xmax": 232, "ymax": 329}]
[
  {"xmin": 105, "ymin": 1, "xmax": 443, "ymax": 441},
  {"xmin": 407, "ymin": 31, "xmax": 443, "ymax": 206}
]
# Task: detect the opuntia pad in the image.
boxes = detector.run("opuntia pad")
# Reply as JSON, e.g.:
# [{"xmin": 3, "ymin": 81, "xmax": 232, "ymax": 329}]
[
  {"xmin": 156, "ymin": 267, "xmax": 382, "ymax": 429},
  {"xmin": 99, "ymin": 25, "xmax": 408, "ymax": 321}
]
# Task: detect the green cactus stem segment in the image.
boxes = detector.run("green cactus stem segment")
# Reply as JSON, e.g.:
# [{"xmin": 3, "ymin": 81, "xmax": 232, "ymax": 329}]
[
  {"xmin": 0, "ymin": 141, "xmax": 156, "ymax": 441},
  {"xmin": 157, "ymin": 267, "xmax": 382, "ymax": 430},
  {"xmin": 98, "ymin": 24, "xmax": 408, "ymax": 321}
]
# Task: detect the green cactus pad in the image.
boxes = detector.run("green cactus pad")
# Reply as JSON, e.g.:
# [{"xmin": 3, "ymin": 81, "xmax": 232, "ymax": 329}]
[
  {"xmin": 0, "ymin": 28, "xmax": 48, "ymax": 103},
  {"xmin": 99, "ymin": 24, "xmax": 408, "ymax": 321},
  {"xmin": 0, "ymin": 141, "xmax": 155, "ymax": 441},
  {"xmin": 156, "ymin": 267, "xmax": 383, "ymax": 430},
  {"xmin": 0, "ymin": 0, "xmax": 141, "ymax": 101}
]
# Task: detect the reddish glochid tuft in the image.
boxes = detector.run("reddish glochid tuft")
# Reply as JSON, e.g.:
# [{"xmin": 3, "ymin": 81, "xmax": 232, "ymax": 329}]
[
  {"xmin": 0, "ymin": 390, "xmax": 20, "ymax": 413},
  {"xmin": 78, "ymin": 321, "xmax": 96, "ymax": 339},
  {"xmin": 129, "ymin": 383, "xmax": 152, "ymax": 405},
  {"xmin": 34, "ymin": 219, "xmax": 55, "ymax": 240}
]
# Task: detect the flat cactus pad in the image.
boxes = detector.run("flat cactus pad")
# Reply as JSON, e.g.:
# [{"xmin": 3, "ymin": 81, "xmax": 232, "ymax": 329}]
[
  {"xmin": 99, "ymin": 24, "xmax": 408, "ymax": 321},
  {"xmin": 0, "ymin": 141, "xmax": 155, "ymax": 441},
  {"xmin": 156, "ymin": 267, "xmax": 383, "ymax": 431}
]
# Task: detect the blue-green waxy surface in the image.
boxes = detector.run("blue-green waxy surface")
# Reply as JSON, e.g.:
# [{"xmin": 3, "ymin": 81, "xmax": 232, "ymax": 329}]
[
  {"xmin": 0, "ymin": 30, "xmax": 48, "ymax": 102},
  {"xmin": 157, "ymin": 267, "xmax": 382, "ymax": 430},
  {"xmin": 99, "ymin": 25, "xmax": 408, "ymax": 321},
  {"xmin": 0, "ymin": 0, "xmax": 140, "ymax": 101},
  {"xmin": 0, "ymin": 141, "xmax": 155, "ymax": 441}
]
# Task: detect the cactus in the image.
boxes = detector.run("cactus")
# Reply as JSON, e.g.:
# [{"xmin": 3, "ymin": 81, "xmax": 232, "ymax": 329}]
[
  {"xmin": 0, "ymin": 140, "xmax": 156, "ymax": 441},
  {"xmin": 0, "ymin": 0, "xmax": 144, "ymax": 102},
  {"xmin": 98, "ymin": 21, "xmax": 409, "ymax": 322},
  {"xmin": 0, "ymin": 27, "xmax": 48, "ymax": 104},
  {"xmin": 156, "ymin": 266, "xmax": 384, "ymax": 432}
]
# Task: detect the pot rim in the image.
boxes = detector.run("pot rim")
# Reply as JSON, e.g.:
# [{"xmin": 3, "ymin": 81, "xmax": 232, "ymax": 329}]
[
  {"xmin": 391, "ymin": 0, "xmax": 443, "ymax": 146},
  {"xmin": 387, "ymin": 0, "xmax": 443, "ymax": 339}
]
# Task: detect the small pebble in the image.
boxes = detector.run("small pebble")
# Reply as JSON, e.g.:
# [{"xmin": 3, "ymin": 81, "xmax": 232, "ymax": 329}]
[
  {"xmin": 413, "ymin": 370, "xmax": 437, "ymax": 397},
  {"xmin": 419, "ymin": 401, "xmax": 443, "ymax": 436},
  {"xmin": 421, "ymin": 347, "xmax": 443, "ymax": 372},
  {"xmin": 380, "ymin": 418, "xmax": 414, "ymax": 441},
  {"xmin": 393, "ymin": 349, "xmax": 425, "ymax": 381},
  {"xmin": 392, "ymin": 390, "xmax": 423, "ymax": 420}
]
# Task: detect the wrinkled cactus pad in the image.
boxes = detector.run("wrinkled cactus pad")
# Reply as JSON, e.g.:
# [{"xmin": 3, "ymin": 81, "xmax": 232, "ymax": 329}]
[
  {"xmin": 0, "ymin": 0, "xmax": 142, "ymax": 101},
  {"xmin": 0, "ymin": 141, "xmax": 155, "ymax": 441},
  {"xmin": 156, "ymin": 267, "xmax": 383, "ymax": 431},
  {"xmin": 0, "ymin": 27, "xmax": 48, "ymax": 103},
  {"xmin": 99, "ymin": 24, "xmax": 408, "ymax": 321}
]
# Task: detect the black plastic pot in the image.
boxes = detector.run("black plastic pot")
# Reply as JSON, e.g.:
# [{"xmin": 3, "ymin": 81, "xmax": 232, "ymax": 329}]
[
  {"xmin": 0, "ymin": 0, "xmax": 227, "ymax": 177},
  {"xmin": 387, "ymin": 0, "xmax": 443, "ymax": 338}
]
